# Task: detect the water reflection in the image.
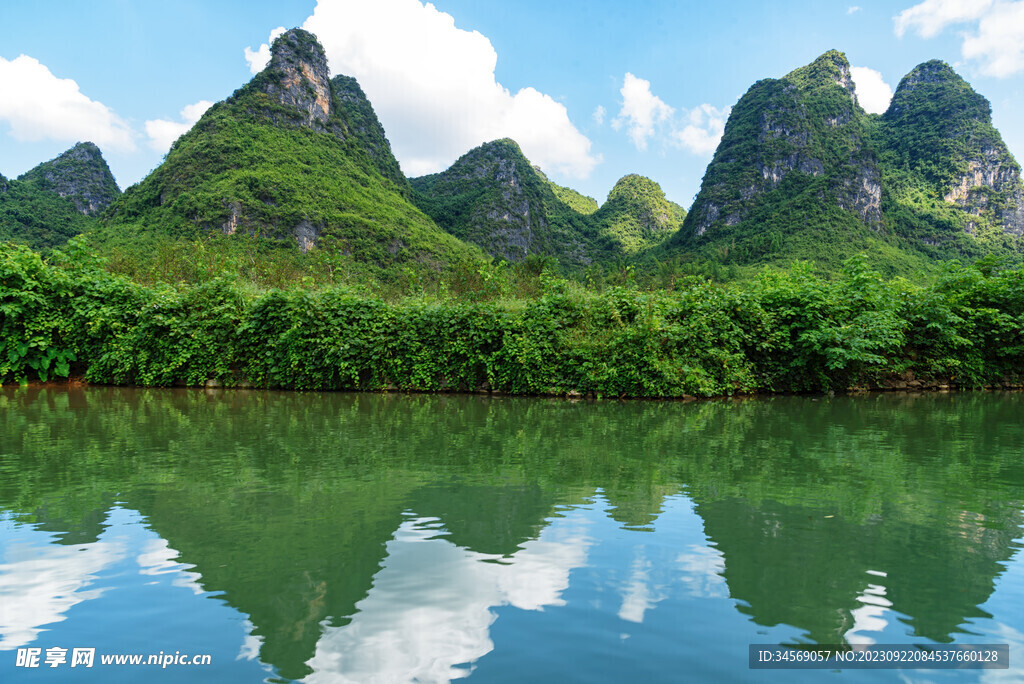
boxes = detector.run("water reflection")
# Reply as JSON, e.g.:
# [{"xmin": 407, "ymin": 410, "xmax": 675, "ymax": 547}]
[
  {"xmin": 0, "ymin": 387, "xmax": 1022, "ymax": 682},
  {"xmin": 306, "ymin": 513, "xmax": 591, "ymax": 682},
  {"xmin": 0, "ymin": 517, "xmax": 120, "ymax": 650}
]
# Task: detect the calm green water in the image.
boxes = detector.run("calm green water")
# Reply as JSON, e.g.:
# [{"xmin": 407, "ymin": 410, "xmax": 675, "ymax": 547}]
[{"xmin": 0, "ymin": 388, "xmax": 1022, "ymax": 683}]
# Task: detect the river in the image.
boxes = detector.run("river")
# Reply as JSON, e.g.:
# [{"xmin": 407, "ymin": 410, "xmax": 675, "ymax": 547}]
[{"xmin": 1, "ymin": 387, "xmax": 1022, "ymax": 682}]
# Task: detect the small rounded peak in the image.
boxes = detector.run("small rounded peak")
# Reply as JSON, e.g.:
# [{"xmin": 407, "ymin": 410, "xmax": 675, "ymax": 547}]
[
  {"xmin": 474, "ymin": 138, "xmax": 527, "ymax": 159},
  {"xmin": 897, "ymin": 60, "xmax": 960, "ymax": 89},
  {"xmin": 814, "ymin": 49, "xmax": 851, "ymax": 70},
  {"xmin": 65, "ymin": 141, "xmax": 103, "ymax": 159},
  {"xmin": 488, "ymin": 138, "xmax": 524, "ymax": 152},
  {"xmin": 886, "ymin": 59, "xmax": 989, "ymax": 122},
  {"xmin": 608, "ymin": 174, "xmax": 665, "ymax": 203}
]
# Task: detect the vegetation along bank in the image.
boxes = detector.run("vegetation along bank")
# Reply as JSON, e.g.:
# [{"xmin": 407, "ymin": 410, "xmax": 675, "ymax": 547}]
[{"xmin": 4, "ymin": 243, "xmax": 1023, "ymax": 398}]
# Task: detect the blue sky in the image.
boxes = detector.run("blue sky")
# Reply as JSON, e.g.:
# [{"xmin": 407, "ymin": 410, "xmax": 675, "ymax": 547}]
[{"xmin": 2, "ymin": 0, "xmax": 1023, "ymax": 209}]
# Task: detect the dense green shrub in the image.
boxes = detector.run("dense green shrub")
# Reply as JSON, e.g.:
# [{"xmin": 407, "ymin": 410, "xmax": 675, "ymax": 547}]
[{"xmin": 4, "ymin": 243, "xmax": 1024, "ymax": 396}]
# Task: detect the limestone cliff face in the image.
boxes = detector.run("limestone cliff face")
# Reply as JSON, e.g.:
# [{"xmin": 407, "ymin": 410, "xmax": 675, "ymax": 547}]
[
  {"xmin": 257, "ymin": 29, "xmax": 335, "ymax": 132},
  {"xmin": 943, "ymin": 147, "xmax": 1024, "ymax": 235},
  {"xmin": 881, "ymin": 59, "xmax": 1024, "ymax": 238},
  {"xmin": 412, "ymin": 139, "xmax": 543, "ymax": 261},
  {"xmin": 410, "ymin": 138, "xmax": 612, "ymax": 266},
  {"xmin": 17, "ymin": 142, "xmax": 120, "ymax": 215},
  {"xmin": 682, "ymin": 50, "xmax": 881, "ymax": 245}
]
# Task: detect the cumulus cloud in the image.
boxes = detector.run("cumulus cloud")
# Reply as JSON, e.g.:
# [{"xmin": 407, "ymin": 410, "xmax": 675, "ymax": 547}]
[
  {"xmin": 244, "ymin": 1, "xmax": 598, "ymax": 179},
  {"xmin": 144, "ymin": 100, "xmax": 214, "ymax": 152},
  {"xmin": 307, "ymin": 515, "xmax": 592, "ymax": 683},
  {"xmin": 605, "ymin": 72, "xmax": 727, "ymax": 156},
  {"xmin": 848, "ymin": 6, "xmax": 863, "ymax": 14},
  {"xmin": 612, "ymin": 72, "xmax": 674, "ymax": 151},
  {"xmin": 0, "ymin": 54, "xmax": 135, "ymax": 151},
  {"xmin": 894, "ymin": 0, "xmax": 993, "ymax": 38},
  {"xmin": 673, "ymin": 104, "xmax": 730, "ymax": 155},
  {"xmin": 894, "ymin": 0, "xmax": 1024, "ymax": 77},
  {"xmin": 849, "ymin": 66, "xmax": 894, "ymax": 114},
  {"xmin": 244, "ymin": 26, "xmax": 286, "ymax": 74},
  {"xmin": 592, "ymin": 105, "xmax": 606, "ymax": 125},
  {"xmin": 961, "ymin": 1, "xmax": 1024, "ymax": 77}
]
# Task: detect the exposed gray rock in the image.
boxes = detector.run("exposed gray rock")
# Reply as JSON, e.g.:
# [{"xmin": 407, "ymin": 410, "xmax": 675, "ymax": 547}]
[
  {"xmin": 838, "ymin": 163, "xmax": 883, "ymax": 226},
  {"xmin": 17, "ymin": 142, "xmax": 120, "ymax": 215},
  {"xmin": 222, "ymin": 202, "xmax": 241, "ymax": 235},
  {"xmin": 943, "ymin": 145, "xmax": 1024, "ymax": 235},
  {"xmin": 259, "ymin": 29, "xmax": 333, "ymax": 129},
  {"xmin": 294, "ymin": 220, "xmax": 320, "ymax": 252}
]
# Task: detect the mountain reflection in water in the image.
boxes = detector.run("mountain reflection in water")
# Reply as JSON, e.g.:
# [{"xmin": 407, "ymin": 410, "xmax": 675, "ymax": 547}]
[{"xmin": 1, "ymin": 388, "xmax": 1021, "ymax": 682}]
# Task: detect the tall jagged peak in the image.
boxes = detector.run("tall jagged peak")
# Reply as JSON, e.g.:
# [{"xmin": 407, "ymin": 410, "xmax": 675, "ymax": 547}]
[
  {"xmin": 257, "ymin": 28, "xmax": 333, "ymax": 128},
  {"xmin": 786, "ymin": 50, "xmax": 856, "ymax": 102},
  {"xmin": 17, "ymin": 141, "xmax": 120, "ymax": 215},
  {"xmin": 881, "ymin": 59, "xmax": 1022, "ymax": 235}
]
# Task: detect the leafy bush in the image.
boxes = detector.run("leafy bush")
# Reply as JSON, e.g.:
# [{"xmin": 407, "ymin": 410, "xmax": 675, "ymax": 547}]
[{"xmin": 4, "ymin": 246, "xmax": 1024, "ymax": 396}]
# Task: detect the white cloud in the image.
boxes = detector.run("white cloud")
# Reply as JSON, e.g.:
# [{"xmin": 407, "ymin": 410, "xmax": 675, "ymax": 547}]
[
  {"xmin": 961, "ymin": 1, "xmax": 1024, "ymax": 77},
  {"xmin": 0, "ymin": 54, "xmax": 135, "ymax": 151},
  {"xmin": 144, "ymin": 100, "xmax": 214, "ymax": 152},
  {"xmin": 0, "ymin": 520, "xmax": 123, "ymax": 650},
  {"xmin": 848, "ymin": 6, "xmax": 863, "ymax": 14},
  {"xmin": 306, "ymin": 515, "xmax": 592, "ymax": 683},
  {"xmin": 243, "ymin": 2, "xmax": 598, "ymax": 179},
  {"xmin": 613, "ymin": 72, "xmax": 674, "ymax": 151},
  {"xmin": 849, "ymin": 66, "xmax": 894, "ymax": 114},
  {"xmin": 606, "ymin": 73, "xmax": 726, "ymax": 156},
  {"xmin": 592, "ymin": 104, "xmax": 606, "ymax": 125},
  {"xmin": 894, "ymin": 0, "xmax": 1024, "ymax": 77},
  {"xmin": 894, "ymin": 0, "xmax": 993, "ymax": 38},
  {"xmin": 244, "ymin": 26, "xmax": 286, "ymax": 74},
  {"xmin": 673, "ymin": 104, "xmax": 730, "ymax": 155}
]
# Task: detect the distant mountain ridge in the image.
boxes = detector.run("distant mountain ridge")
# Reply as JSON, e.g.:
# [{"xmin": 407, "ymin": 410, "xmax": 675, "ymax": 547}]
[
  {"xmin": 668, "ymin": 50, "xmax": 1024, "ymax": 271},
  {"xmin": 410, "ymin": 139, "xmax": 684, "ymax": 266},
  {"xmin": 5, "ymin": 35, "xmax": 1024, "ymax": 280}
]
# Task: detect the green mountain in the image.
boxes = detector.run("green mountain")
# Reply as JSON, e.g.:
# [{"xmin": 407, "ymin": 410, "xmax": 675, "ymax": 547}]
[
  {"xmin": 592, "ymin": 174, "xmax": 685, "ymax": 255},
  {"xmin": 0, "ymin": 142, "xmax": 119, "ymax": 250},
  {"xmin": 330, "ymin": 74, "xmax": 410, "ymax": 195},
  {"xmin": 667, "ymin": 51, "xmax": 1024, "ymax": 274},
  {"xmin": 878, "ymin": 60, "xmax": 1024, "ymax": 253},
  {"xmin": 411, "ymin": 140, "xmax": 685, "ymax": 266},
  {"xmin": 409, "ymin": 138, "xmax": 606, "ymax": 267},
  {"xmin": 98, "ymin": 28, "xmax": 483, "ymax": 270},
  {"xmin": 19, "ymin": 141, "xmax": 120, "ymax": 215}
]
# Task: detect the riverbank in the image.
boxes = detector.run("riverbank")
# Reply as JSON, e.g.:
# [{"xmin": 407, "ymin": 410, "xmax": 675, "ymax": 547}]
[{"xmin": 5, "ymin": 244, "xmax": 1024, "ymax": 397}]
